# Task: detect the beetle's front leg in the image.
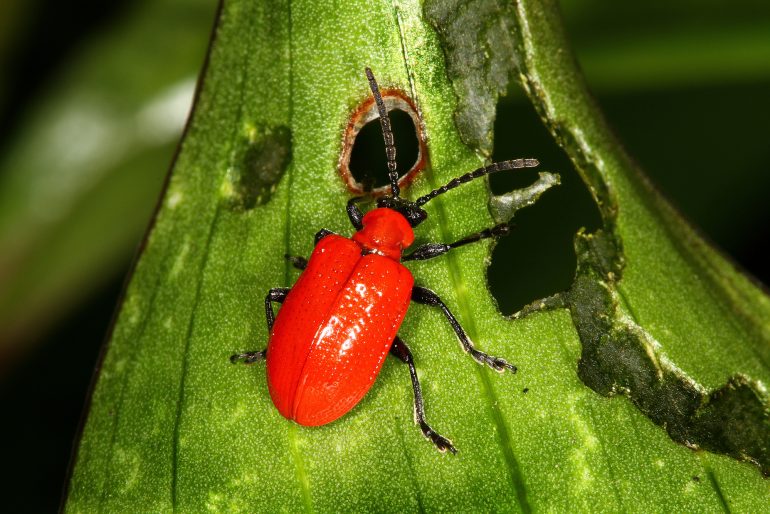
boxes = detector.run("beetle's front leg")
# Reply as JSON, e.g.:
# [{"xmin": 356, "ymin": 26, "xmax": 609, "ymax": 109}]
[
  {"xmin": 411, "ymin": 285, "xmax": 517, "ymax": 373},
  {"xmin": 402, "ymin": 224, "xmax": 509, "ymax": 261},
  {"xmin": 390, "ymin": 336, "xmax": 457, "ymax": 454},
  {"xmin": 230, "ymin": 287, "xmax": 290, "ymax": 365},
  {"xmin": 346, "ymin": 196, "xmax": 366, "ymax": 230}
]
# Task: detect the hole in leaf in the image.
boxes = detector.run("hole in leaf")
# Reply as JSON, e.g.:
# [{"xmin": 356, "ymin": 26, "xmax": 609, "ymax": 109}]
[
  {"xmin": 339, "ymin": 89, "xmax": 426, "ymax": 196},
  {"xmin": 348, "ymin": 109, "xmax": 419, "ymax": 190},
  {"xmin": 488, "ymin": 91, "xmax": 602, "ymax": 315}
]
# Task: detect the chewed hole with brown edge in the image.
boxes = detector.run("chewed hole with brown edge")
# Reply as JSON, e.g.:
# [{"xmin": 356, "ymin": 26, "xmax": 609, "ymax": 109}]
[{"xmin": 339, "ymin": 88, "xmax": 427, "ymax": 196}]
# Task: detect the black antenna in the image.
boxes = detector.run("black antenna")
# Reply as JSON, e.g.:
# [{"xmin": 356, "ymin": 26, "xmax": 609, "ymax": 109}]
[
  {"xmin": 365, "ymin": 67, "xmax": 400, "ymax": 197},
  {"xmin": 415, "ymin": 158, "xmax": 539, "ymax": 206}
]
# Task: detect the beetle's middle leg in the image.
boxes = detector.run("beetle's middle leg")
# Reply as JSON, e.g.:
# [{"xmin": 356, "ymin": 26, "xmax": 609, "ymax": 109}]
[
  {"xmin": 390, "ymin": 336, "xmax": 457, "ymax": 454},
  {"xmin": 230, "ymin": 287, "xmax": 290, "ymax": 365},
  {"xmin": 402, "ymin": 224, "xmax": 509, "ymax": 261},
  {"xmin": 411, "ymin": 285, "xmax": 517, "ymax": 373}
]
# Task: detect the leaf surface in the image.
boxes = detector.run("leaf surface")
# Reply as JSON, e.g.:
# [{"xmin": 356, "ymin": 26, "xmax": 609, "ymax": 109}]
[{"xmin": 66, "ymin": 0, "xmax": 770, "ymax": 511}]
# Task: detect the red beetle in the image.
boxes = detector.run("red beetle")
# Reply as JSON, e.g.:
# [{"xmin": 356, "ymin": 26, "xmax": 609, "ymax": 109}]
[{"xmin": 232, "ymin": 68, "xmax": 538, "ymax": 452}]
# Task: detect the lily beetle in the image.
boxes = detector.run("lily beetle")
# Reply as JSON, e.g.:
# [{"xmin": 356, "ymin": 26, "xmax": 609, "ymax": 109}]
[{"xmin": 232, "ymin": 68, "xmax": 539, "ymax": 453}]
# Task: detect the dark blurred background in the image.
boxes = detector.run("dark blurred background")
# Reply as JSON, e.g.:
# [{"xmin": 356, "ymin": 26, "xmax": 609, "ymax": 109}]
[{"xmin": 0, "ymin": 0, "xmax": 768, "ymax": 511}]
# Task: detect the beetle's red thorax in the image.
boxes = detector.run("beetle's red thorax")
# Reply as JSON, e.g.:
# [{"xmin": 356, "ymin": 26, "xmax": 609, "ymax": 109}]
[{"xmin": 351, "ymin": 207, "xmax": 414, "ymax": 261}]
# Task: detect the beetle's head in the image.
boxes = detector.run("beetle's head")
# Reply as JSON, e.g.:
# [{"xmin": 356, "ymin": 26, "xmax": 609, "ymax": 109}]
[{"xmin": 375, "ymin": 195, "xmax": 427, "ymax": 227}]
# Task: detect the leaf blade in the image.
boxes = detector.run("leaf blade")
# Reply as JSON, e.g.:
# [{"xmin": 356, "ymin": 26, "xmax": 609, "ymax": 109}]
[{"xmin": 67, "ymin": 0, "xmax": 770, "ymax": 512}]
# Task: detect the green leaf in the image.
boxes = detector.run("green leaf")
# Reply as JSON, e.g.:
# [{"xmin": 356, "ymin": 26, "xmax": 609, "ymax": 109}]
[{"xmin": 66, "ymin": 0, "xmax": 770, "ymax": 511}]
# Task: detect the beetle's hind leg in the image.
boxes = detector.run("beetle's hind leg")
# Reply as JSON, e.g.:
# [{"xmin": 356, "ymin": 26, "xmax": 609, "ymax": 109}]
[
  {"xmin": 230, "ymin": 287, "xmax": 290, "ymax": 365},
  {"xmin": 390, "ymin": 336, "xmax": 457, "ymax": 454},
  {"xmin": 411, "ymin": 285, "xmax": 517, "ymax": 373}
]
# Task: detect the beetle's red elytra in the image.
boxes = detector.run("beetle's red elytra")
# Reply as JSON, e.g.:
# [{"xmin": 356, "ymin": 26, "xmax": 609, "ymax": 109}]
[{"xmin": 232, "ymin": 68, "xmax": 539, "ymax": 453}]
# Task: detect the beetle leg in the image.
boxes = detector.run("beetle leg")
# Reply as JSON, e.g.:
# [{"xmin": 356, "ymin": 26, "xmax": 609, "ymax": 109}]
[
  {"xmin": 390, "ymin": 336, "xmax": 457, "ymax": 454},
  {"xmin": 264, "ymin": 287, "xmax": 290, "ymax": 331},
  {"xmin": 402, "ymin": 224, "xmax": 509, "ymax": 261},
  {"xmin": 411, "ymin": 286, "xmax": 517, "ymax": 373},
  {"xmin": 230, "ymin": 287, "xmax": 290, "ymax": 365},
  {"xmin": 314, "ymin": 228, "xmax": 335, "ymax": 245},
  {"xmin": 346, "ymin": 196, "xmax": 366, "ymax": 230},
  {"xmin": 284, "ymin": 254, "xmax": 308, "ymax": 270},
  {"xmin": 230, "ymin": 349, "xmax": 266, "ymax": 364}
]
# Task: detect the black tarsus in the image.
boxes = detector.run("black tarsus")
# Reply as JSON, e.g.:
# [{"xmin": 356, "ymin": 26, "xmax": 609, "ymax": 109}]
[
  {"xmin": 402, "ymin": 223, "xmax": 510, "ymax": 261},
  {"xmin": 365, "ymin": 67, "xmax": 400, "ymax": 198},
  {"xmin": 230, "ymin": 287, "xmax": 290, "ymax": 364},
  {"xmin": 411, "ymin": 285, "xmax": 517, "ymax": 373},
  {"xmin": 415, "ymin": 158, "xmax": 539, "ymax": 206},
  {"xmin": 390, "ymin": 336, "xmax": 457, "ymax": 454},
  {"xmin": 230, "ymin": 349, "xmax": 266, "ymax": 364},
  {"xmin": 314, "ymin": 228, "xmax": 335, "ymax": 246}
]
